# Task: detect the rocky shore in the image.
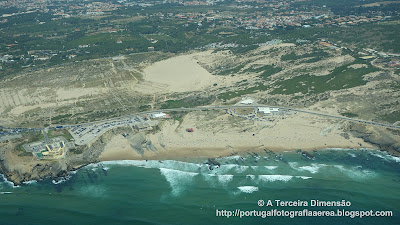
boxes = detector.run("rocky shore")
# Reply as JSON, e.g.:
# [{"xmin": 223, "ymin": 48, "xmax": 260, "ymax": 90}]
[
  {"xmin": 349, "ymin": 123, "xmax": 400, "ymax": 157},
  {"xmin": 0, "ymin": 131, "xmax": 111, "ymax": 186}
]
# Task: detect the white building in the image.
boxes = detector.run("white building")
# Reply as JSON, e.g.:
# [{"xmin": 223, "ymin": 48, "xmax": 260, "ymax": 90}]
[
  {"xmin": 240, "ymin": 98, "xmax": 254, "ymax": 105},
  {"xmin": 150, "ymin": 112, "xmax": 167, "ymax": 119},
  {"xmin": 258, "ymin": 107, "xmax": 279, "ymax": 114}
]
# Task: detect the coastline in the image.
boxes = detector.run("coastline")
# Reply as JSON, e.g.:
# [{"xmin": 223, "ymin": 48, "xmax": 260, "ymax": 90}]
[
  {"xmin": 1, "ymin": 110, "xmax": 399, "ymax": 186},
  {"xmin": 1, "ymin": 146, "xmax": 396, "ymax": 188},
  {"xmin": 98, "ymin": 145, "xmax": 374, "ymax": 162},
  {"xmin": 99, "ymin": 111, "xmax": 377, "ymax": 161}
]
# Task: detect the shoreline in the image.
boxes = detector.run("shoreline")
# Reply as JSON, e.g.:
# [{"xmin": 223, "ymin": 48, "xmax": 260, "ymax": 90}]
[
  {"xmin": 98, "ymin": 145, "xmax": 376, "ymax": 162},
  {"xmin": 1, "ymin": 110, "xmax": 399, "ymax": 186},
  {"xmin": 1, "ymin": 147, "xmax": 390, "ymax": 187}
]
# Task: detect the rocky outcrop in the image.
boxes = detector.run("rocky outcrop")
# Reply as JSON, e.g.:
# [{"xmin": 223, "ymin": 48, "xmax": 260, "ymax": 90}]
[
  {"xmin": 349, "ymin": 123, "xmax": 400, "ymax": 157},
  {"xmin": 0, "ymin": 131, "xmax": 111, "ymax": 186}
]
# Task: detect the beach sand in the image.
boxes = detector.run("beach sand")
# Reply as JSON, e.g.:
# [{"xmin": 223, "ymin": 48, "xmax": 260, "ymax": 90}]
[{"xmin": 99, "ymin": 110, "xmax": 374, "ymax": 161}]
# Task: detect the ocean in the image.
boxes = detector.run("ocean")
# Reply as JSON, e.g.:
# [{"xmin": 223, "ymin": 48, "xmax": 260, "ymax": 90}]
[{"xmin": 0, "ymin": 149, "xmax": 399, "ymax": 225}]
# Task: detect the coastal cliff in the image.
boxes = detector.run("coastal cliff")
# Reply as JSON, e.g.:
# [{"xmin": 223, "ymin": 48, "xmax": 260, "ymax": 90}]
[{"xmin": 0, "ymin": 132, "xmax": 111, "ymax": 185}]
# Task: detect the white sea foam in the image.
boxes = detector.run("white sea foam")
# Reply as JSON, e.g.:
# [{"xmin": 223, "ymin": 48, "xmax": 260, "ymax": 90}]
[
  {"xmin": 215, "ymin": 164, "xmax": 248, "ymax": 174},
  {"xmin": 201, "ymin": 173, "xmax": 217, "ymax": 187},
  {"xmin": 217, "ymin": 175, "xmax": 234, "ymax": 185},
  {"xmin": 370, "ymin": 153, "xmax": 385, "ymax": 159},
  {"xmin": 0, "ymin": 192, "xmax": 12, "ymax": 194},
  {"xmin": 296, "ymin": 176, "xmax": 312, "ymax": 180},
  {"xmin": 222, "ymin": 155, "xmax": 241, "ymax": 160},
  {"xmin": 102, "ymin": 160, "xmax": 203, "ymax": 172},
  {"xmin": 264, "ymin": 166, "xmax": 278, "ymax": 170},
  {"xmin": 387, "ymin": 155, "xmax": 400, "ymax": 163},
  {"xmin": 237, "ymin": 186, "xmax": 259, "ymax": 193},
  {"xmin": 216, "ymin": 164, "xmax": 236, "ymax": 173},
  {"xmin": 52, "ymin": 175, "xmax": 71, "ymax": 185},
  {"xmin": 0, "ymin": 174, "xmax": 20, "ymax": 188},
  {"xmin": 22, "ymin": 180, "xmax": 38, "ymax": 185},
  {"xmin": 348, "ymin": 153, "xmax": 357, "ymax": 157},
  {"xmin": 234, "ymin": 165, "xmax": 249, "ymax": 173},
  {"xmin": 333, "ymin": 165, "xmax": 376, "ymax": 179},
  {"xmin": 290, "ymin": 163, "xmax": 327, "ymax": 174},
  {"xmin": 258, "ymin": 175, "xmax": 292, "ymax": 182},
  {"xmin": 52, "ymin": 179, "xmax": 66, "ymax": 185},
  {"xmin": 160, "ymin": 168, "xmax": 198, "ymax": 196},
  {"xmin": 297, "ymin": 164, "xmax": 327, "ymax": 174},
  {"xmin": 370, "ymin": 152, "xmax": 400, "ymax": 163}
]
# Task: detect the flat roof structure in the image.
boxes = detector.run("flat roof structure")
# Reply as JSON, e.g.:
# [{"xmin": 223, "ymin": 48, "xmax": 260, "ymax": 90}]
[
  {"xmin": 258, "ymin": 107, "xmax": 279, "ymax": 114},
  {"xmin": 150, "ymin": 112, "xmax": 167, "ymax": 119},
  {"xmin": 240, "ymin": 99, "xmax": 254, "ymax": 105}
]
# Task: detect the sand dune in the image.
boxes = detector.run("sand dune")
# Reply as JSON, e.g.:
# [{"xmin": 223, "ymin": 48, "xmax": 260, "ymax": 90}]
[{"xmin": 142, "ymin": 53, "xmax": 223, "ymax": 93}]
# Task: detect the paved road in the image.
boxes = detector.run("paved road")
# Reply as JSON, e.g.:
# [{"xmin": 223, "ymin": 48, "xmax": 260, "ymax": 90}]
[{"xmin": 1, "ymin": 104, "xmax": 400, "ymax": 131}]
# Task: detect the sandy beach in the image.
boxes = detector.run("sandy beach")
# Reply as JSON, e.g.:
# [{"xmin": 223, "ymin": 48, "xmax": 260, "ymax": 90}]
[{"xmin": 99, "ymin": 110, "xmax": 374, "ymax": 161}]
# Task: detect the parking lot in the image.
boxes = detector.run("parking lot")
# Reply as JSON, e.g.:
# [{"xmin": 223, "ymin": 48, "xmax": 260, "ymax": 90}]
[
  {"xmin": 69, "ymin": 116, "xmax": 158, "ymax": 145},
  {"xmin": 226, "ymin": 108, "xmax": 297, "ymax": 122}
]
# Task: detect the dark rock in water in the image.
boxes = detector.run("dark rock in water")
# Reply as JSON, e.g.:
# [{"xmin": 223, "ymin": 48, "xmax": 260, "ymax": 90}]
[
  {"xmin": 207, "ymin": 158, "xmax": 221, "ymax": 167},
  {"xmin": 275, "ymin": 154, "xmax": 288, "ymax": 164},
  {"xmin": 56, "ymin": 170, "xmax": 67, "ymax": 177},
  {"xmin": 102, "ymin": 168, "xmax": 108, "ymax": 176},
  {"xmin": 301, "ymin": 151, "xmax": 315, "ymax": 160},
  {"xmin": 247, "ymin": 152, "xmax": 254, "ymax": 158},
  {"xmin": 206, "ymin": 158, "xmax": 221, "ymax": 171},
  {"xmin": 313, "ymin": 150, "xmax": 321, "ymax": 156}
]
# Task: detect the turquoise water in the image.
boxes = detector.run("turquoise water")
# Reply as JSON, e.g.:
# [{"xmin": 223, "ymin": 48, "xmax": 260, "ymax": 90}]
[{"xmin": 1, "ymin": 149, "xmax": 399, "ymax": 225}]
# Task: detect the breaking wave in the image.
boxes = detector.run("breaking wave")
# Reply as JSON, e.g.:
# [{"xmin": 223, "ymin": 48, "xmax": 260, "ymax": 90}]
[
  {"xmin": 102, "ymin": 160, "xmax": 203, "ymax": 172},
  {"xmin": 0, "ymin": 174, "xmax": 20, "ymax": 188},
  {"xmin": 160, "ymin": 168, "xmax": 198, "ymax": 196},
  {"xmin": 217, "ymin": 175, "xmax": 234, "ymax": 185},
  {"xmin": 265, "ymin": 166, "xmax": 278, "ymax": 170},
  {"xmin": 258, "ymin": 175, "xmax": 292, "ymax": 182},
  {"xmin": 23, "ymin": 180, "xmax": 38, "ymax": 185},
  {"xmin": 237, "ymin": 186, "xmax": 259, "ymax": 193},
  {"xmin": 333, "ymin": 165, "xmax": 376, "ymax": 179}
]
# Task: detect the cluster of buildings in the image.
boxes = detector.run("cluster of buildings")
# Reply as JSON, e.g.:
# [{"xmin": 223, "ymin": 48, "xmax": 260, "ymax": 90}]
[
  {"xmin": 1, "ymin": 0, "xmax": 399, "ymax": 71},
  {"xmin": 321, "ymin": 15, "xmax": 391, "ymax": 27},
  {"xmin": 0, "ymin": 0, "xmax": 123, "ymax": 18},
  {"xmin": 23, "ymin": 137, "xmax": 70, "ymax": 160}
]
